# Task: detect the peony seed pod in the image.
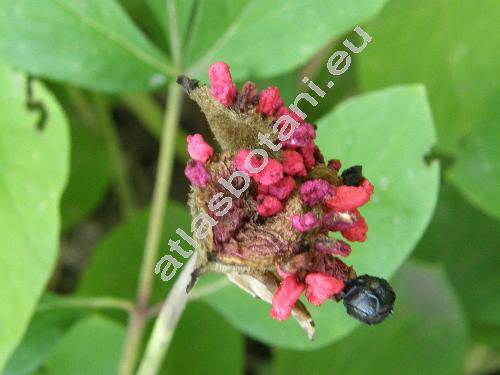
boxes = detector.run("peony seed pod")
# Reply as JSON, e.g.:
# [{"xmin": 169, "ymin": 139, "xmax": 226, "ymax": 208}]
[{"xmin": 177, "ymin": 62, "xmax": 395, "ymax": 340}]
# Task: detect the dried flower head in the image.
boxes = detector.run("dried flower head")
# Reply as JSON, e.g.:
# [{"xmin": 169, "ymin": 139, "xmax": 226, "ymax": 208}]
[{"xmin": 178, "ymin": 62, "xmax": 395, "ymax": 339}]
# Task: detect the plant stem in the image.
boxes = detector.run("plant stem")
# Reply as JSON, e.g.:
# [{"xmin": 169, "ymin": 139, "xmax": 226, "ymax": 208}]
[
  {"xmin": 136, "ymin": 256, "xmax": 196, "ymax": 375},
  {"xmin": 37, "ymin": 297, "xmax": 134, "ymax": 313},
  {"xmin": 147, "ymin": 277, "xmax": 229, "ymax": 318},
  {"xmin": 66, "ymin": 86, "xmax": 97, "ymax": 129},
  {"xmin": 166, "ymin": 0, "xmax": 182, "ymax": 68},
  {"xmin": 118, "ymin": 81, "xmax": 182, "ymax": 375},
  {"xmin": 186, "ymin": 276, "xmax": 230, "ymax": 300},
  {"xmin": 95, "ymin": 94, "xmax": 136, "ymax": 219},
  {"xmin": 136, "ymin": 82, "xmax": 182, "ymax": 315},
  {"xmin": 120, "ymin": 307, "xmax": 148, "ymax": 375},
  {"xmin": 121, "ymin": 93, "xmax": 189, "ymax": 162},
  {"xmin": 119, "ymin": 2, "xmax": 185, "ymax": 373}
]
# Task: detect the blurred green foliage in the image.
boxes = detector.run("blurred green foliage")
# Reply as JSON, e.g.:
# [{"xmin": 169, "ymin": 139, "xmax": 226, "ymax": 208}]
[
  {"xmin": 0, "ymin": 0, "xmax": 498, "ymax": 374},
  {"xmin": 61, "ymin": 122, "xmax": 110, "ymax": 231},
  {"xmin": 358, "ymin": 0, "xmax": 500, "ymax": 156},
  {"xmin": 0, "ymin": 64, "xmax": 69, "ymax": 370},
  {"xmin": 415, "ymin": 183, "xmax": 500, "ymax": 328},
  {"xmin": 44, "ymin": 315, "xmax": 125, "ymax": 374}
]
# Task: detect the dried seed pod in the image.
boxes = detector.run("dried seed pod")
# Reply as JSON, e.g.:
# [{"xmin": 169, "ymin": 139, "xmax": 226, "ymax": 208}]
[{"xmin": 179, "ymin": 62, "xmax": 394, "ymax": 339}]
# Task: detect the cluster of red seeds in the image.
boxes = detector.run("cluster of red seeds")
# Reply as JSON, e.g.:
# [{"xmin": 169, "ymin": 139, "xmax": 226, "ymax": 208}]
[{"xmin": 184, "ymin": 62, "xmax": 374, "ymax": 321}]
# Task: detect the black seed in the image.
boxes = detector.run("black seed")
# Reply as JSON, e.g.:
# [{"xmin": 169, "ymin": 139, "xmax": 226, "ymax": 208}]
[
  {"xmin": 341, "ymin": 165, "xmax": 363, "ymax": 186},
  {"xmin": 342, "ymin": 274, "xmax": 395, "ymax": 325}
]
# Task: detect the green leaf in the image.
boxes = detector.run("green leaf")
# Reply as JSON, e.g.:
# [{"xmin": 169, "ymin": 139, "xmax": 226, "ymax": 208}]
[
  {"xmin": 77, "ymin": 203, "xmax": 191, "ymax": 304},
  {"xmin": 44, "ymin": 315, "xmax": 125, "ymax": 375},
  {"xmin": 273, "ymin": 262, "xmax": 468, "ymax": 375},
  {"xmin": 162, "ymin": 302, "xmax": 244, "ymax": 374},
  {"xmin": 3, "ymin": 295, "xmax": 82, "ymax": 375},
  {"xmin": 146, "ymin": 0, "xmax": 196, "ymax": 48},
  {"xmin": 0, "ymin": 0, "xmax": 171, "ymax": 92},
  {"xmin": 358, "ymin": 0, "xmax": 500, "ymax": 155},
  {"xmin": 119, "ymin": 0, "xmax": 167, "ymax": 52},
  {"xmin": 471, "ymin": 324, "xmax": 500, "ymax": 350},
  {"xmin": 202, "ymin": 86, "xmax": 440, "ymax": 349},
  {"xmin": 302, "ymin": 35, "xmax": 361, "ymax": 123},
  {"xmin": 186, "ymin": 0, "xmax": 388, "ymax": 80},
  {"xmin": 183, "ymin": 0, "xmax": 248, "ymax": 69},
  {"xmin": 61, "ymin": 123, "xmax": 110, "ymax": 231},
  {"xmin": 414, "ymin": 183, "xmax": 500, "ymax": 327},
  {"xmin": 0, "ymin": 63, "xmax": 69, "ymax": 371},
  {"xmin": 447, "ymin": 113, "xmax": 500, "ymax": 220}
]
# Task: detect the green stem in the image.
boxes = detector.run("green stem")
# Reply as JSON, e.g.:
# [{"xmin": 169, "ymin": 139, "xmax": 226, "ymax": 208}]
[
  {"xmin": 146, "ymin": 277, "xmax": 230, "ymax": 318},
  {"xmin": 136, "ymin": 82, "xmax": 182, "ymax": 314},
  {"xmin": 121, "ymin": 93, "xmax": 189, "ymax": 163},
  {"xmin": 166, "ymin": 0, "xmax": 182, "ymax": 68},
  {"xmin": 37, "ymin": 297, "xmax": 134, "ymax": 313},
  {"xmin": 94, "ymin": 95, "xmax": 136, "ymax": 219},
  {"xmin": 137, "ymin": 256, "xmax": 196, "ymax": 375},
  {"xmin": 118, "ymin": 81, "xmax": 182, "ymax": 375},
  {"xmin": 66, "ymin": 86, "xmax": 97, "ymax": 129},
  {"xmin": 119, "ymin": 2, "xmax": 185, "ymax": 373}
]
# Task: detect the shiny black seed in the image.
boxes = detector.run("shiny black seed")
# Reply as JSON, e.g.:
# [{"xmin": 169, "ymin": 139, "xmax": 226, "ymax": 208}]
[{"xmin": 342, "ymin": 274, "xmax": 395, "ymax": 325}]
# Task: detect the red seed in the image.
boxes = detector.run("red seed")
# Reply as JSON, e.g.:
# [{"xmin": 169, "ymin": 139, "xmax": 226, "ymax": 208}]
[
  {"xmin": 184, "ymin": 160, "xmax": 209, "ymax": 187},
  {"xmin": 268, "ymin": 176, "xmax": 296, "ymax": 201},
  {"xmin": 291, "ymin": 212, "xmax": 320, "ymax": 233},
  {"xmin": 305, "ymin": 272, "xmax": 344, "ymax": 306},
  {"xmin": 256, "ymin": 194, "xmax": 284, "ymax": 217},
  {"xmin": 208, "ymin": 62, "xmax": 237, "ymax": 106},
  {"xmin": 341, "ymin": 209, "xmax": 368, "ymax": 242},
  {"xmin": 282, "ymin": 150, "xmax": 307, "ymax": 177},
  {"xmin": 257, "ymin": 86, "xmax": 284, "ymax": 117},
  {"xmin": 270, "ymin": 275, "xmax": 305, "ymax": 320},
  {"xmin": 186, "ymin": 134, "xmax": 214, "ymax": 164}
]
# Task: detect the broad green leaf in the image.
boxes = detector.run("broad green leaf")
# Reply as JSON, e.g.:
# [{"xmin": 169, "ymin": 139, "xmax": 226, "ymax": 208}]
[
  {"xmin": 0, "ymin": 64, "xmax": 69, "ymax": 371},
  {"xmin": 186, "ymin": 0, "xmax": 388, "ymax": 80},
  {"xmin": 146, "ymin": 0, "xmax": 196, "ymax": 49},
  {"xmin": 273, "ymin": 262, "xmax": 468, "ymax": 375},
  {"xmin": 61, "ymin": 123, "xmax": 110, "ymax": 231},
  {"xmin": 358, "ymin": 0, "xmax": 500, "ymax": 154},
  {"xmin": 447, "ymin": 111, "xmax": 500, "ymax": 220},
  {"xmin": 3, "ymin": 295, "xmax": 82, "ymax": 375},
  {"xmin": 44, "ymin": 315, "xmax": 125, "ymax": 375},
  {"xmin": 162, "ymin": 302, "xmax": 244, "ymax": 375},
  {"xmin": 0, "ymin": 0, "xmax": 171, "ymax": 92},
  {"xmin": 119, "ymin": 0, "xmax": 167, "ymax": 52},
  {"xmin": 414, "ymin": 183, "xmax": 500, "ymax": 327},
  {"xmin": 183, "ymin": 0, "xmax": 248, "ymax": 68},
  {"xmin": 202, "ymin": 86, "xmax": 439, "ymax": 349},
  {"xmin": 77, "ymin": 203, "xmax": 191, "ymax": 304}
]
